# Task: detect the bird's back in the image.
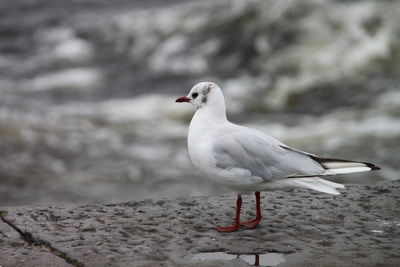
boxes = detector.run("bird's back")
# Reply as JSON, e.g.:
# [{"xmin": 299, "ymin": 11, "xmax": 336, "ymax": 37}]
[{"xmin": 210, "ymin": 123, "xmax": 325, "ymax": 180}]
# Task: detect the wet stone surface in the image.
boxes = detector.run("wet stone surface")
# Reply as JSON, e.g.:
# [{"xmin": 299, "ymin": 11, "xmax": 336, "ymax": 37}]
[
  {"xmin": 1, "ymin": 180, "xmax": 399, "ymax": 266},
  {"xmin": 0, "ymin": 216, "xmax": 69, "ymax": 266}
]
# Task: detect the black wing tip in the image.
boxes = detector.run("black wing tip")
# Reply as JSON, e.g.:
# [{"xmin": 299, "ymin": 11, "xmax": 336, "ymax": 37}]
[
  {"xmin": 311, "ymin": 156, "xmax": 381, "ymax": 171},
  {"xmin": 351, "ymin": 161, "xmax": 381, "ymax": 171},
  {"xmin": 368, "ymin": 164, "xmax": 381, "ymax": 171}
]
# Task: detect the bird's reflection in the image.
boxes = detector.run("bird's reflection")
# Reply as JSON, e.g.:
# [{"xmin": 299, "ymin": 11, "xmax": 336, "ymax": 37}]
[{"xmin": 190, "ymin": 251, "xmax": 286, "ymax": 266}]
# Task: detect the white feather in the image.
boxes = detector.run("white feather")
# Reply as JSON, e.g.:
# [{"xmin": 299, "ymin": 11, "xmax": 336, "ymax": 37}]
[
  {"xmin": 287, "ymin": 177, "xmax": 345, "ymax": 195},
  {"xmin": 322, "ymin": 162, "xmax": 369, "ymax": 169},
  {"xmin": 323, "ymin": 166, "xmax": 372, "ymax": 175}
]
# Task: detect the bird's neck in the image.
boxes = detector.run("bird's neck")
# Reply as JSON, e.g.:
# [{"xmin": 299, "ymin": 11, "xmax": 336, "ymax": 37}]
[{"xmin": 191, "ymin": 104, "xmax": 228, "ymax": 130}]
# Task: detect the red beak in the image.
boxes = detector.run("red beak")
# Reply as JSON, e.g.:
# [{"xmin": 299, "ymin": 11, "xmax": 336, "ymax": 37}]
[{"xmin": 175, "ymin": 96, "xmax": 191, "ymax": 103}]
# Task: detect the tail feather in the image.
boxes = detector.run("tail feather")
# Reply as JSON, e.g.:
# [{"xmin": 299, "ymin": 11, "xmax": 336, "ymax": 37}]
[
  {"xmin": 282, "ymin": 156, "xmax": 379, "ymax": 195},
  {"xmin": 291, "ymin": 177, "xmax": 345, "ymax": 195},
  {"xmin": 311, "ymin": 156, "xmax": 380, "ymax": 176},
  {"xmin": 313, "ymin": 156, "xmax": 380, "ymax": 170},
  {"xmin": 323, "ymin": 167, "xmax": 372, "ymax": 175}
]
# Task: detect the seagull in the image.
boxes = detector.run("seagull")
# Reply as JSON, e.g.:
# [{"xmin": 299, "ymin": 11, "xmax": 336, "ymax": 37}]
[{"xmin": 175, "ymin": 82, "xmax": 380, "ymax": 232}]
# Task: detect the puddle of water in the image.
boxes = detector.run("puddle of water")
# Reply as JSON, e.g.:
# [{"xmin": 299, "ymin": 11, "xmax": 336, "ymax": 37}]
[
  {"xmin": 190, "ymin": 252, "xmax": 286, "ymax": 266},
  {"xmin": 240, "ymin": 253, "xmax": 286, "ymax": 266}
]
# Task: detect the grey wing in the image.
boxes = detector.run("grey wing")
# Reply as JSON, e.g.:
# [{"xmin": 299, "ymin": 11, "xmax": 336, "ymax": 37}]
[{"xmin": 212, "ymin": 127, "xmax": 324, "ymax": 182}]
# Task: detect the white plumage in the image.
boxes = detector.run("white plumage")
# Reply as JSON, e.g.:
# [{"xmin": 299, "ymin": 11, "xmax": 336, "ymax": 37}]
[
  {"xmin": 181, "ymin": 82, "xmax": 378, "ymax": 195},
  {"xmin": 176, "ymin": 82, "xmax": 380, "ymax": 232}
]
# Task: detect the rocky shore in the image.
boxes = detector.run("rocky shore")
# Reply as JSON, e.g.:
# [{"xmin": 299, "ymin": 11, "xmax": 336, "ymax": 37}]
[{"xmin": 1, "ymin": 180, "xmax": 399, "ymax": 266}]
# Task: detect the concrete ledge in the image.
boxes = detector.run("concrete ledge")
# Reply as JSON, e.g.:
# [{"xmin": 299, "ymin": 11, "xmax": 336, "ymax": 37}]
[{"xmin": 1, "ymin": 181, "xmax": 399, "ymax": 266}]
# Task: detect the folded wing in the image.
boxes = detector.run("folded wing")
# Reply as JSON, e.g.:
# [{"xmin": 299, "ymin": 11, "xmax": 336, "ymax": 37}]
[
  {"xmin": 212, "ymin": 125, "xmax": 379, "ymax": 182},
  {"xmin": 211, "ymin": 126, "xmax": 324, "ymax": 182}
]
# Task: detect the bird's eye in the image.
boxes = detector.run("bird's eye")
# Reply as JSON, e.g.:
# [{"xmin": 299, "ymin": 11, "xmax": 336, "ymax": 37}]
[{"xmin": 192, "ymin": 92, "xmax": 199, "ymax": 99}]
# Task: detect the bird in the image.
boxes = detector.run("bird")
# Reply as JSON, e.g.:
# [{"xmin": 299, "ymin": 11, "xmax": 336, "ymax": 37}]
[{"xmin": 175, "ymin": 82, "xmax": 380, "ymax": 232}]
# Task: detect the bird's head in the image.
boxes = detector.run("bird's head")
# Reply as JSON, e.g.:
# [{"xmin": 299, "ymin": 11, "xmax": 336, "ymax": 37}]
[{"xmin": 175, "ymin": 82, "xmax": 225, "ymax": 111}]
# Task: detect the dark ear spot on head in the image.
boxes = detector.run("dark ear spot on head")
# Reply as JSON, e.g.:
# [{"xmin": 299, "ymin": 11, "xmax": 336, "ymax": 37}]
[
  {"xmin": 202, "ymin": 83, "xmax": 213, "ymax": 95},
  {"xmin": 201, "ymin": 95, "xmax": 207, "ymax": 104},
  {"xmin": 201, "ymin": 83, "xmax": 214, "ymax": 104}
]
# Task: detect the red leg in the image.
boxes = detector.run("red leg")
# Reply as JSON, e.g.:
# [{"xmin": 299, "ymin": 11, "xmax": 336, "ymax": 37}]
[
  {"xmin": 216, "ymin": 195, "xmax": 242, "ymax": 232},
  {"xmin": 255, "ymin": 254, "xmax": 260, "ymax": 266},
  {"xmin": 240, "ymin": 191, "xmax": 262, "ymax": 229}
]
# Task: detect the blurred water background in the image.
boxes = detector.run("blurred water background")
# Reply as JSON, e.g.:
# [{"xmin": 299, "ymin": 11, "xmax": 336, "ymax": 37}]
[{"xmin": 0, "ymin": 0, "xmax": 399, "ymax": 206}]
